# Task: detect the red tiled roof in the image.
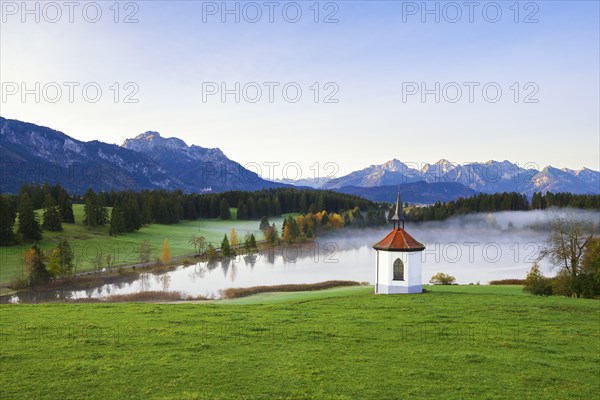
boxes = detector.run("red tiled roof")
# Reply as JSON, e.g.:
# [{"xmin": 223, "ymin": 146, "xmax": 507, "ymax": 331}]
[{"xmin": 373, "ymin": 228, "xmax": 425, "ymax": 252}]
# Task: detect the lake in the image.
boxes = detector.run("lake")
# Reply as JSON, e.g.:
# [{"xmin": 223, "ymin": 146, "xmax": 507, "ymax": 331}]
[{"xmin": 5, "ymin": 209, "xmax": 599, "ymax": 303}]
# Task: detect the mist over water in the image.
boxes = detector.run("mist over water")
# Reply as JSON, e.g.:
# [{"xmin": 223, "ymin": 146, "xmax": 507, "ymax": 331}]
[
  {"xmin": 6, "ymin": 209, "xmax": 599, "ymax": 302},
  {"xmin": 333, "ymin": 208, "xmax": 600, "ymax": 282}
]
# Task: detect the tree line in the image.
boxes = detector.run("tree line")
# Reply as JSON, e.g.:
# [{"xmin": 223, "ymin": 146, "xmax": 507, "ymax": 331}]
[
  {"xmin": 280, "ymin": 207, "xmax": 387, "ymax": 243},
  {"xmin": 406, "ymin": 192, "xmax": 600, "ymax": 222},
  {"xmin": 0, "ymin": 184, "xmax": 379, "ymax": 243},
  {"xmin": 98, "ymin": 187, "xmax": 378, "ymax": 235},
  {"xmin": 0, "ymin": 183, "xmax": 75, "ymax": 245},
  {"xmin": 2, "ymin": 184, "xmax": 598, "ymax": 245}
]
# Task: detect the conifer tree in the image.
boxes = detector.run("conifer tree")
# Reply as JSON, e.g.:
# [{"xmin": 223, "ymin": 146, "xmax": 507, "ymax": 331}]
[
  {"xmin": 18, "ymin": 192, "xmax": 42, "ymax": 242},
  {"xmin": 0, "ymin": 195, "xmax": 16, "ymax": 245},
  {"xmin": 42, "ymin": 194, "xmax": 63, "ymax": 231},
  {"xmin": 57, "ymin": 186, "xmax": 75, "ymax": 223},
  {"xmin": 221, "ymin": 234, "xmax": 232, "ymax": 257},
  {"xmin": 220, "ymin": 198, "xmax": 231, "ymax": 220},
  {"xmin": 249, "ymin": 233, "xmax": 257, "ymax": 250},
  {"xmin": 109, "ymin": 205, "xmax": 125, "ymax": 235}
]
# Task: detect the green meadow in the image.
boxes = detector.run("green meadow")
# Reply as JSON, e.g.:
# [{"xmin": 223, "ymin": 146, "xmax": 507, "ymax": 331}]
[
  {"xmin": 0, "ymin": 205, "xmax": 285, "ymax": 287},
  {"xmin": 0, "ymin": 285, "xmax": 598, "ymax": 399}
]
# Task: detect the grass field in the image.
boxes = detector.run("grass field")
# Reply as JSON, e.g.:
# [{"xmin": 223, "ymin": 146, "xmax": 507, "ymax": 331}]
[
  {"xmin": 0, "ymin": 205, "xmax": 286, "ymax": 286},
  {"xmin": 0, "ymin": 285, "xmax": 598, "ymax": 399}
]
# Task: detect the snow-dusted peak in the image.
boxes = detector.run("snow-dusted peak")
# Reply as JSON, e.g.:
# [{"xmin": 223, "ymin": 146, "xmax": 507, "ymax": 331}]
[
  {"xmin": 122, "ymin": 131, "xmax": 190, "ymax": 152},
  {"xmin": 381, "ymin": 159, "xmax": 406, "ymax": 171},
  {"xmin": 136, "ymin": 131, "xmax": 161, "ymax": 140}
]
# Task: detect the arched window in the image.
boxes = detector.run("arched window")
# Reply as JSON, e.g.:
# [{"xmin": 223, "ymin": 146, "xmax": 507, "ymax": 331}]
[{"xmin": 393, "ymin": 258, "xmax": 404, "ymax": 281}]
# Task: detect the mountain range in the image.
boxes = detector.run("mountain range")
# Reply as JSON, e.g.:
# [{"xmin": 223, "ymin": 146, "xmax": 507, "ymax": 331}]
[
  {"xmin": 1, "ymin": 117, "xmax": 598, "ymax": 203},
  {"xmin": 0, "ymin": 117, "xmax": 283, "ymax": 194},
  {"xmin": 281, "ymin": 159, "xmax": 599, "ymax": 199}
]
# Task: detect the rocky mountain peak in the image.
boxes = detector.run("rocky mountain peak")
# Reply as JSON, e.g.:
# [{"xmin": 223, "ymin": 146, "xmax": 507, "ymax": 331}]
[{"xmin": 122, "ymin": 131, "xmax": 189, "ymax": 152}]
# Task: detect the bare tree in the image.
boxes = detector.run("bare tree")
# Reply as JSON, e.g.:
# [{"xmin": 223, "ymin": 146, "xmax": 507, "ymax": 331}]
[
  {"xmin": 188, "ymin": 235, "xmax": 206, "ymax": 255},
  {"xmin": 139, "ymin": 240, "xmax": 151, "ymax": 263},
  {"xmin": 539, "ymin": 211, "xmax": 594, "ymax": 297}
]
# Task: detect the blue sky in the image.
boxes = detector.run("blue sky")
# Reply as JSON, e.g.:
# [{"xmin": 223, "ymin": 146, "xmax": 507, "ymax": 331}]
[{"xmin": 1, "ymin": 1, "xmax": 598, "ymax": 178}]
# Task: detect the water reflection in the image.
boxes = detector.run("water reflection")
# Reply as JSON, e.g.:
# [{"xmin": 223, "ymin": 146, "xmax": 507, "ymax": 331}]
[{"xmin": 4, "ymin": 209, "xmax": 599, "ymax": 303}]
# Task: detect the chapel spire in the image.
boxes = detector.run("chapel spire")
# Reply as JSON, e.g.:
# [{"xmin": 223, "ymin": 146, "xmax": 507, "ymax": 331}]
[{"xmin": 390, "ymin": 188, "xmax": 404, "ymax": 229}]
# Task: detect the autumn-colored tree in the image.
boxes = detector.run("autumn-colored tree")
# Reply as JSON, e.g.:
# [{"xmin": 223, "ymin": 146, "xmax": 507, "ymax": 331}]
[
  {"xmin": 24, "ymin": 244, "xmax": 50, "ymax": 285},
  {"xmin": 283, "ymin": 225, "xmax": 291, "ymax": 243},
  {"xmin": 230, "ymin": 229, "xmax": 238, "ymax": 249},
  {"xmin": 296, "ymin": 215, "xmax": 306, "ymax": 237},
  {"xmin": 329, "ymin": 213, "xmax": 344, "ymax": 229},
  {"xmin": 315, "ymin": 211, "xmax": 324, "ymax": 224},
  {"xmin": 264, "ymin": 223, "xmax": 278, "ymax": 244},
  {"xmin": 47, "ymin": 239, "xmax": 74, "ymax": 278},
  {"xmin": 161, "ymin": 239, "xmax": 171, "ymax": 264},
  {"xmin": 24, "ymin": 247, "xmax": 36, "ymax": 282}
]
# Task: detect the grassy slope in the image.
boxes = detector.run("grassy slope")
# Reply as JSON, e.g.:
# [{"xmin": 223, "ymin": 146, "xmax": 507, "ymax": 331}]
[
  {"xmin": 1, "ymin": 205, "xmax": 285, "ymax": 285},
  {"xmin": 0, "ymin": 285, "xmax": 598, "ymax": 399}
]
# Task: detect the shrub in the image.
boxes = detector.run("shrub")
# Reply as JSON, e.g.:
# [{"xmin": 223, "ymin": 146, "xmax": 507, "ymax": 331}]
[
  {"xmin": 523, "ymin": 263, "xmax": 553, "ymax": 296},
  {"xmin": 552, "ymin": 269, "xmax": 572, "ymax": 297},
  {"xmin": 10, "ymin": 276, "xmax": 29, "ymax": 290},
  {"xmin": 429, "ymin": 272, "xmax": 456, "ymax": 285},
  {"xmin": 206, "ymin": 244, "xmax": 217, "ymax": 262},
  {"xmin": 574, "ymin": 272, "xmax": 600, "ymax": 299}
]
